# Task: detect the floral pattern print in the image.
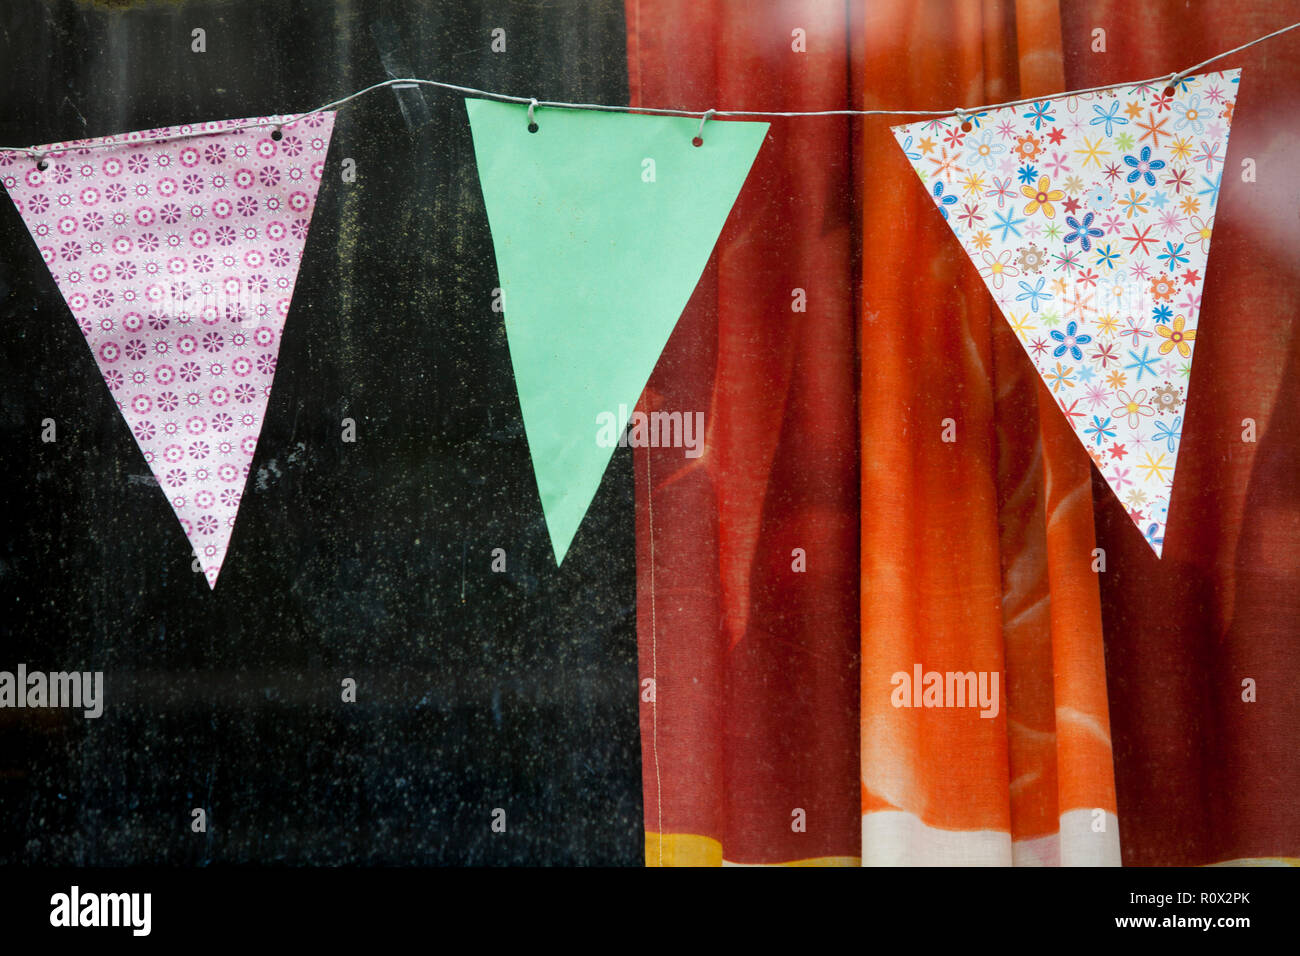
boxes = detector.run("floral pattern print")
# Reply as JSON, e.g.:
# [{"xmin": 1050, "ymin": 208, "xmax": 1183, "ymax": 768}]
[
  {"xmin": 1, "ymin": 112, "xmax": 335, "ymax": 586},
  {"xmin": 893, "ymin": 71, "xmax": 1239, "ymax": 555}
]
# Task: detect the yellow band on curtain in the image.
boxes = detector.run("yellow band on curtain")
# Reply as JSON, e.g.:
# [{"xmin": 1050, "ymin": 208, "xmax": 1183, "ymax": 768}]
[
  {"xmin": 645, "ymin": 832, "xmax": 859, "ymax": 867},
  {"xmin": 1207, "ymin": 857, "xmax": 1300, "ymax": 867}
]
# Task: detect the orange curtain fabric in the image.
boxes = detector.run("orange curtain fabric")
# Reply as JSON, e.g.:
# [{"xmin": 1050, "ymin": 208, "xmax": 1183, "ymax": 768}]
[
  {"xmin": 628, "ymin": 0, "xmax": 1299, "ymax": 866},
  {"xmin": 853, "ymin": 0, "xmax": 1118, "ymax": 865}
]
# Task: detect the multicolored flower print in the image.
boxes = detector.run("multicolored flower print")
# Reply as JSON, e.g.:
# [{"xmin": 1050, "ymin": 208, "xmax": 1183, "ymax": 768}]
[
  {"xmin": 893, "ymin": 71, "xmax": 1239, "ymax": 556},
  {"xmin": 0, "ymin": 112, "xmax": 335, "ymax": 586}
]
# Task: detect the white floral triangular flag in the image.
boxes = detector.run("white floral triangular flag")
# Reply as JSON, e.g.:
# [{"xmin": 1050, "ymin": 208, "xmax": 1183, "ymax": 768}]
[{"xmin": 893, "ymin": 70, "xmax": 1240, "ymax": 555}]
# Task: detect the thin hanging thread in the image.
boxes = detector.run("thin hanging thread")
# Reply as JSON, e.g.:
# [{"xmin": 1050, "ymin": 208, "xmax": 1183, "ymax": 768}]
[
  {"xmin": 0, "ymin": 18, "xmax": 1295, "ymax": 161},
  {"xmin": 646, "ymin": 446, "xmax": 662, "ymax": 868}
]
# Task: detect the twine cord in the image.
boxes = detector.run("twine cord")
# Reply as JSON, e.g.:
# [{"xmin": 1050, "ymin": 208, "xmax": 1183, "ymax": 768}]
[{"xmin": 1, "ymin": 19, "xmax": 1295, "ymax": 160}]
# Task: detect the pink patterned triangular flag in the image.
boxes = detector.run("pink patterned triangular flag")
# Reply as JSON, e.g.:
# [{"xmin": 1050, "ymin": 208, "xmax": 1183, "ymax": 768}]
[
  {"xmin": 1, "ymin": 112, "xmax": 335, "ymax": 586},
  {"xmin": 893, "ymin": 71, "xmax": 1239, "ymax": 556}
]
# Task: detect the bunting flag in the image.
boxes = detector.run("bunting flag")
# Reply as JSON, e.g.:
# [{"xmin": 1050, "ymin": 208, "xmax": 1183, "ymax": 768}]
[
  {"xmin": 892, "ymin": 70, "xmax": 1240, "ymax": 555},
  {"xmin": 0, "ymin": 112, "xmax": 335, "ymax": 586},
  {"xmin": 465, "ymin": 98, "xmax": 767, "ymax": 564}
]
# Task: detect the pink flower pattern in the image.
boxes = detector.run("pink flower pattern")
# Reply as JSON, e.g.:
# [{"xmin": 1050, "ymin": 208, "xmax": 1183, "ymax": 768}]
[{"xmin": 1, "ymin": 112, "xmax": 335, "ymax": 587}]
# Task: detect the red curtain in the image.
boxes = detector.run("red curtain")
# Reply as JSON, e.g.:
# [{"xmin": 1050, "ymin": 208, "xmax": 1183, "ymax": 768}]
[
  {"xmin": 629, "ymin": 0, "xmax": 861, "ymax": 865},
  {"xmin": 628, "ymin": 0, "xmax": 1300, "ymax": 866}
]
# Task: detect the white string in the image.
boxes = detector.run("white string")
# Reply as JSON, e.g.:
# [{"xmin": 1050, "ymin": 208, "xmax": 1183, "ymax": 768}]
[
  {"xmin": 694, "ymin": 108, "xmax": 715, "ymax": 144},
  {"xmin": 1, "ymin": 19, "xmax": 1295, "ymax": 162}
]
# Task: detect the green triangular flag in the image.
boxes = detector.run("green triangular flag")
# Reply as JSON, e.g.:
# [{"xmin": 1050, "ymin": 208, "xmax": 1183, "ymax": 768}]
[{"xmin": 466, "ymin": 98, "xmax": 767, "ymax": 564}]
